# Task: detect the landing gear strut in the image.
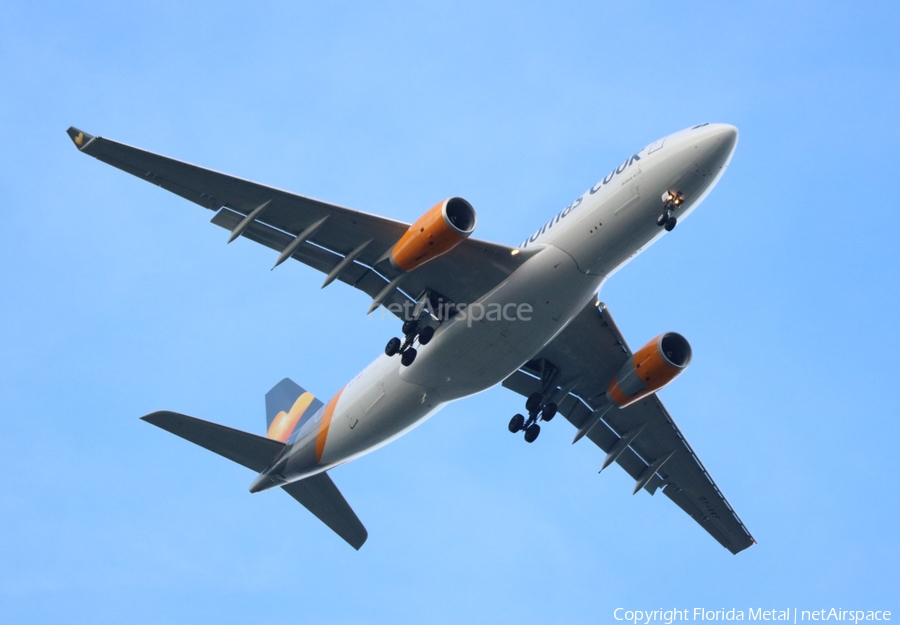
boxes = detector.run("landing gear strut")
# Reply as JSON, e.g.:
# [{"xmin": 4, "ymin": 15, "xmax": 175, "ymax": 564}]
[
  {"xmin": 385, "ymin": 317, "xmax": 435, "ymax": 367},
  {"xmin": 657, "ymin": 190, "xmax": 683, "ymax": 232},
  {"xmin": 509, "ymin": 361, "xmax": 559, "ymax": 443}
]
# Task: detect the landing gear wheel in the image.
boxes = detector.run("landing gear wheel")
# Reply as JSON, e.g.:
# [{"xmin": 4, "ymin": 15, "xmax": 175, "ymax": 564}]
[
  {"xmin": 385, "ymin": 337, "xmax": 402, "ymax": 356},
  {"xmin": 524, "ymin": 423, "xmax": 541, "ymax": 443},
  {"xmin": 541, "ymin": 402, "xmax": 557, "ymax": 421},
  {"xmin": 418, "ymin": 325, "xmax": 435, "ymax": 345},
  {"xmin": 525, "ymin": 392, "xmax": 543, "ymax": 412},
  {"xmin": 400, "ymin": 347, "xmax": 417, "ymax": 367},
  {"xmin": 664, "ymin": 216, "xmax": 677, "ymax": 231},
  {"xmin": 656, "ymin": 212, "xmax": 669, "ymax": 227},
  {"xmin": 401, "ymin": 319, "xmax": 419, "ymax": 336},
  {"xmin": 508, "ymin": 414, "xmax": 525, "ymax": 433}
]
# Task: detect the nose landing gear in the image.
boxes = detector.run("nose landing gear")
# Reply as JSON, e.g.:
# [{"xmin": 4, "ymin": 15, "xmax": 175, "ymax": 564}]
[
  {"xmin": 385, "ymin": 318, "xmax": 436, "ymax": 367},
  {"xmin": 657, "ymin": 190, "xmax": 683, "ymax": 231}
]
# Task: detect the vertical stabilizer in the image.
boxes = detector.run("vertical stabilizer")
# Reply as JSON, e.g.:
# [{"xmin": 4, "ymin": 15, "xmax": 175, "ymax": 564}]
[{"xmin": 265, "ymin": 378, "xmax": 324, "ymax": 442}]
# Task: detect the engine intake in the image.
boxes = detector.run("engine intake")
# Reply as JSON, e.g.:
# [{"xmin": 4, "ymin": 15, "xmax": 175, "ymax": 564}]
[
  {"xmin": 390, "ymin": 197, "xmax": 476, "ymax": 272},
  {"xmin": 607, "ymin": 332, "xmax": 692, "ymax": 408}
]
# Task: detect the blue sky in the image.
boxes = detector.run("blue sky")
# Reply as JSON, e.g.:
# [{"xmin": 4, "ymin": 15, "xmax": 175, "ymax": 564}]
[{"xmin": 2, "ymin": 1, "xmax": 898, "ymax": 623}]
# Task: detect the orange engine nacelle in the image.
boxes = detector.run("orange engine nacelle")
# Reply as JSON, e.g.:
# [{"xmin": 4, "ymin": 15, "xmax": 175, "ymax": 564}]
[
  {"xmin": 390, "ymin": 197, "xmax": 477, "ymax": 272},
  {"xmin": 607, "ymin": 333, "xmax": 692, "ymax": 408}
]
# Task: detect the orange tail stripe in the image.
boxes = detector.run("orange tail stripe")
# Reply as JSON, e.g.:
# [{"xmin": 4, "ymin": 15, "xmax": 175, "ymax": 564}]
[
  {"xmin": 315, "ymin": 387, "xmax": 344, "ymax": 463},
  {"xmin": 267, "ymin": 391, "xmax": 316, "ymax": 442}
]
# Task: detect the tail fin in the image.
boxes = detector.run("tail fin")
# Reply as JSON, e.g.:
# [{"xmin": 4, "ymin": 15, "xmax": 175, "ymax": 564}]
[
  {"xmin": 141, "ymin": 383, "xmax": 368, "ymax": 550},
  {"xmin": 265, "ymin": 378, "xmax": 325, "ymax": 442}
]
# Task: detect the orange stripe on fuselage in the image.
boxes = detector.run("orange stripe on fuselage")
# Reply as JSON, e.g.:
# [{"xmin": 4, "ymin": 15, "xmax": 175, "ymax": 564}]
[{"xmin": 315, "ymin": 387, "xmax": 345, "ymax": 463}]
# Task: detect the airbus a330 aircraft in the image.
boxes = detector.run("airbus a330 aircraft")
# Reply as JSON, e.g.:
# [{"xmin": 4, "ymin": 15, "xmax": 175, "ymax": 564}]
[{"xmin": 68, "ymin": 122, "xmax": 755, "ymax": 554}]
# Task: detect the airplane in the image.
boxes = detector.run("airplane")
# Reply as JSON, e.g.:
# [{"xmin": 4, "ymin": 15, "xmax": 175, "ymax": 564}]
[{"xmin": 67, "ymin": 121, "xmax": 755, "ymax": 554}]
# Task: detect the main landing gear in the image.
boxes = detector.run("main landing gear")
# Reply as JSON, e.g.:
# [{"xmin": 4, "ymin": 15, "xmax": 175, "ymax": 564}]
[
  {"xmin": 508, "ymin": 361, "xmax": 559, "ymax": 443},
  {"xmin": 385, "ymin": 318, "xmax": 435, "ymax": 367},
  {"xmin": 657, "ymin": 190, "xmax": 684, "ymax": 232}
]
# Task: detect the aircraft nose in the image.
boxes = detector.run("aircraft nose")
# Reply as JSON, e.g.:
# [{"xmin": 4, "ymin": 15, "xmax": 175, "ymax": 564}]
[
  {"xmin": 715, "ymin": 124, "xmax": 738, "ymax": 156},
  {"xmin": 698, "ymin": 123, "xmax": 739, "ymax": 173}
]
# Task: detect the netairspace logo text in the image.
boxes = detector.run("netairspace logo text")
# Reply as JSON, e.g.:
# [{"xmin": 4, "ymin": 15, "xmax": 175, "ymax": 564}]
[{"xmin": 613, "ymin": 608, "xmax": 892, "ymax": 625}]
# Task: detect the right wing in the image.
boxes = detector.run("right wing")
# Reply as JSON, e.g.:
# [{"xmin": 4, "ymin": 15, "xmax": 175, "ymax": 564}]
[
  {"xmin": 502, "ymin": 300, "xmax": 755, "ymax": 555},
  {"xmin": 67, "ymin": 127, "xmax": 537, "ymax": 318}
]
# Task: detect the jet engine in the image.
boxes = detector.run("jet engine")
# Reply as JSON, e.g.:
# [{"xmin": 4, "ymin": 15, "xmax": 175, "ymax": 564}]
[
  {"xmin": 607, "ymin": 333, "xmax": 692, "ymax": 408},
  {"xmin": 390, "ymin": 197, "xmax": 476, "ymax": 272}
]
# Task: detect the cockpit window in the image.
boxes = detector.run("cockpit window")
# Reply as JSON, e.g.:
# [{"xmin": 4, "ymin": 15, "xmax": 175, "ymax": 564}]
[{"xmin": 691, "ymin": 122, "xmax": 710, "ymax": 130}]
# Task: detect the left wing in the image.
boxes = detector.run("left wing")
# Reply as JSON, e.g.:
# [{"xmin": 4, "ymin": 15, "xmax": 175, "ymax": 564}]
[
  {"xmin": 502, "ymin": 300, "xmax": 755, "ymax": 554},
  {"xmin": 67, "ymin": 127, "xmax": 535, "ymax": 318}
]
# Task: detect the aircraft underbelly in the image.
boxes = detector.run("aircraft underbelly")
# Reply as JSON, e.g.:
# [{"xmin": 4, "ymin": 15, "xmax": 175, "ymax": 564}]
[
  {"xmin": 315, "ymin": 246, "xmax": 599, "ymax": 467},
  {"xmin": 315, "ymin": 355, "xmax": 440, "ymax": 466},
  {"xmin": 401, "ymin": 245, "xmax": 598, "ymax": 398},
  {"xmin": 309, "ymin": 137, "xmax": 734, "ymax": 472}
]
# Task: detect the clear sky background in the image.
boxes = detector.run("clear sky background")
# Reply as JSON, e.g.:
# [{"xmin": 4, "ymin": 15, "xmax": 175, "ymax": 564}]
[{"xmin": 2, "ymin": 2, "xmax": 898, "ymax": 623}]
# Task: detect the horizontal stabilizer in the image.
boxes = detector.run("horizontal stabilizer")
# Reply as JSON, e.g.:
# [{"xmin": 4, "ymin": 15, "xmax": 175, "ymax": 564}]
[
  {"xmin": 141, "ymin": 411, "xmax": 284, "ymax": 473},
  {"xmin": 282, "ymin": 474, "xmax": 368, "ymax": 550}
]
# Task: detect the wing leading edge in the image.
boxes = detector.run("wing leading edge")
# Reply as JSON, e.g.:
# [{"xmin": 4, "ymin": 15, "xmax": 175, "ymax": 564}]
[{"xmin": 502, "ymin": 300, "xmax": 755, "ymax": 555}]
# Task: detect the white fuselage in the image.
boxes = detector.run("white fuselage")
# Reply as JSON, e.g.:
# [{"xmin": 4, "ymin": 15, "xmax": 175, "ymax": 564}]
[{"xmin": 272, "ymin": 123, "xmax": 738, "ymax": 485}]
